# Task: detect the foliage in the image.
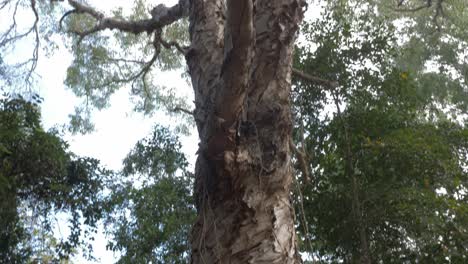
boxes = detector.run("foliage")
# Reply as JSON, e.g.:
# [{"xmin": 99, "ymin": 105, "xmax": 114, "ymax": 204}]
[
  {"xmin": 293, "ymin": 1, "xmax": 468, "ymax": 262},
  {"xmin": 1, "ymin": 0, "xmax": 468, "ymax": 263},
  {"xmin": 104, "ymin": 125, "xmax": 195, "ymax": 264},
  {"xmin": 0, "ymin": 95, "xmax": 194, "ymax": 264},
  {"xmin": 62, "ymin": 3, "xmax": 191, "ymax": 133},
  {"xmin": 0, "ymin": 94, "xmax": 110, "ymax": 262},
  {"xmin": 371, "ymin": 0, "xmax": 468, "ymax": 114}
]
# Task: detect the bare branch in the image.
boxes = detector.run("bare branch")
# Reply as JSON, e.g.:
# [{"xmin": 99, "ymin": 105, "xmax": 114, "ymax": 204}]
[
  {"xmin": 171, "ymin": 106, "xmax": 194, "ymax": 116},
  {"xmin": 392, "ymin": 0, "xmax": 446, "ymax": 32},
  {"xmin": 115, "ymin": 33, "xmax": 160, "ymax": 85},
  {"xmin": 107, "ymin": 57, "xmax": 146, "ymax": 65},
  {"xmin": 290, "ymin": 138, "xmax": 310, "ymax": 183},
  {"xmin": 160, "ymin": 38, "xmax": 188, "ymax": 55},
  {"xmin": 59, "ymin": 9, "xmax": 78, "ymax": 31},
  {"xmin": 65, "ymin": 0, "xmax": 189, "ymax": 40},
  {"xmin": 0, "ymin": 0, "xmax": 40, "ymax": 86},
  {"xmin": 29, "ymin": 0, "xmax": 40, "ymax": 78},
  {"xmin": 0, "ymin": 1, "xmax": 22, "ymax": 47},
  {"xmin": 392, "ymin": 0, "xmax": 432, "ymax": 12},
  {"xmin": 393, "ymin": 4, "xmax": 430, "ymax": 12},
  {"xmin": 433, "ymin": 0, "xmax": 445, "ymax": 31},
  {"xmin": 82, "ymin": 33, "xmax": 162, "ymax": 97},
  {"xmin": 292, "ymin": 68, "xmax": 338, "ymax": 89}
]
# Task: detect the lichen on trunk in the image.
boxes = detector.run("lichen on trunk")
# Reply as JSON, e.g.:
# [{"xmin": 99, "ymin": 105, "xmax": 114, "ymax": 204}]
[{"xmin": 186, "ymin": 0, "xmax": 306, "ymax": 263}]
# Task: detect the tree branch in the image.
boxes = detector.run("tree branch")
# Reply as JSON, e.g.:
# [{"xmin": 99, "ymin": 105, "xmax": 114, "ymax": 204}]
[
  {"xmin": 0, "ymin": 0, "xmax": 40, "ymax": 86},
  {"xmin": 160, "ymin": 38, "xmax": 188, "ymax": 55},
  {"xmin": 392, "ymin": 4, "xmax": 430, "ymax": 12},
  {"xmin": 65, "ymin": 0, "xmax": 189, "ymax": 38},
  {"xmin": 292, "ymin": 68, "xmax": 338, "ymax": 89},
  {"xmin": 392, "ymin": 0, "xmax": 433, "ymax": 12},
  {"xmin": 331, "ymin": 89, "xmax": 371, "ymax": 264},
  {"xmin": 171, "ymin": 106, "xmax": 194, "ymax": 116},
  {"xmin": 290, "ymin": 138, "xmax": 310, "ymax": 183},
  {"xmin": 432, "ymin": 0, "xmax": 445, "ymax": 31},
  {"xmin": 27, "ymin": 0, "xmax": 40, "ymax": 84},
  {"xmin": 392, "ymin": 0, "xmax": 446, "ymax": 32},
  {"xmin": 59, "ymin": 9, "xmax": 78, "ymax": 31}
]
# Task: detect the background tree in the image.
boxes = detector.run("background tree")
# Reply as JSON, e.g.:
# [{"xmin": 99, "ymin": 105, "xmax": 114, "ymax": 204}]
[
  {"xmin": 0, "ymin": 93, "xmax": 110, "ymax": 262},
  {"xmin": 103, "ymin": 125, "xmax": 195, "ymax": 264},
  {"xmin": 292, "ymin": 0, "xmax": 467, "ymax": 262}
]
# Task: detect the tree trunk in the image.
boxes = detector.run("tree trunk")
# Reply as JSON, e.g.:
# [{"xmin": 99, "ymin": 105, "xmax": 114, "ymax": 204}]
[{"xmin": 186, "ymin": 0, "xmax": 306, "ymax": 263}]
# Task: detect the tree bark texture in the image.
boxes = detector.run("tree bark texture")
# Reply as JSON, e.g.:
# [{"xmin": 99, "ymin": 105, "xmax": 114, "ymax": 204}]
[{"xmin": 186, "ymin": 0, "xmax": 306, "ymax": 263}]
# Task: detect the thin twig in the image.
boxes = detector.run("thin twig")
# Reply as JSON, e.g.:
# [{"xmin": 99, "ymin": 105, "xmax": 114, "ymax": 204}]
[{"xmin": 293, "ymin": 175, "xmax": 317, "ymax": 264}]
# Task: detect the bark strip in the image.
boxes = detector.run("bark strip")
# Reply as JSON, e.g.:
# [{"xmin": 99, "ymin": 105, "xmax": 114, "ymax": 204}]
[
  {"xmin": 216, "ymin": 0, "xmax": 254, "ymax": 126},
  {"xmin": 186, "ymin": 1, "xmax": 225, "ymax": 261}
]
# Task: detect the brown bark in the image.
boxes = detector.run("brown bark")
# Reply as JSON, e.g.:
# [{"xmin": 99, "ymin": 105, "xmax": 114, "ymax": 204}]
[{"xmin": 187, "ymin": 0, "xmax": 306, "ymax": 263}]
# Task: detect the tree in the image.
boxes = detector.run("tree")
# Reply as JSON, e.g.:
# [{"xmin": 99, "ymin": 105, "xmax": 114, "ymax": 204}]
[
  {"xmin": 0, "ymin": 94, "xmax": 109, "ymax": 262},
  {"xmin": 186, "ymin": 1, "xmax": 306, "ymax": 262},
  {"xmin": 1, "ymin": 0, "xmax": 311, "ymax": 262},
  {"xmin": 2, "ymin": 0, "xmax": 467, "ymax": 263},
  {"xmin": 291, "ymin": 1, "xmax": 468, "ymax": 262},
  {"xmin": 104, "ymin": 125, "xmax": 195, "ymax": 263}
]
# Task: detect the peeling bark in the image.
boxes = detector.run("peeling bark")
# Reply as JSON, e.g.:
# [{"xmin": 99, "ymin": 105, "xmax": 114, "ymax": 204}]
[{"xmin": 187, "ymin": 0, "xmax": 306, "ymax": 263}]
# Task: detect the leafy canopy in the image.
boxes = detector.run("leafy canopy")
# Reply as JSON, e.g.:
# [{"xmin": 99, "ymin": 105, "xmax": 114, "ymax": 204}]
[{"xmin": 0, "ymin": 94, "xmax": 110, "ymax": 262}]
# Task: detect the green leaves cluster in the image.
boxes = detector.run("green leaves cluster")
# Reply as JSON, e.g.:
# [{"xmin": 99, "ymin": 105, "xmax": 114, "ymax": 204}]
[
  {"xmin": 0, "ymin": 95, "xmax": 195, "ymax": 263},
  {"xmin": 0, "ymin": 94, "xmax": 109, "ymax": 262},
  {"xmin": 293, "ymin": 1, "xmax": 468, "ymax": 262},
  {"xmin": 103, "ymin": 125, "xmax": 195, "ymax": 264},
  {"xmin": 62, "ymin": 2, "xmax": 191, "ymax": 134}
]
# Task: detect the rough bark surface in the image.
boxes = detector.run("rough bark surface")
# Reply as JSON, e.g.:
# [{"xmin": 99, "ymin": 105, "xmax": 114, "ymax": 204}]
[{"xmin": 187, "ymin": 0, "xmax": 306, "ymax": 263}]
